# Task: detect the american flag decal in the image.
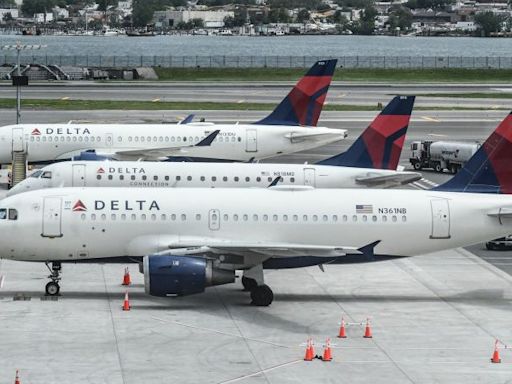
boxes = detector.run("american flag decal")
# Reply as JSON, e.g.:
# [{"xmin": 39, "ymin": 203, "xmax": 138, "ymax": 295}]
[{"xmin": 356, "ymin": 204, "xmax": 373, "ymax": 214}]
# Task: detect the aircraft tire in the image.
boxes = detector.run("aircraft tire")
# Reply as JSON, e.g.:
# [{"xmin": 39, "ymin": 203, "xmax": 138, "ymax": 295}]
[
  {"xmin": 241, "ymin": 276, "xmax": 258, "ymax": 291},
  {"xmin": 45, "ymin": 281, "xmax": 60, "ymax": 296},
  {"xmin": 250, "ymin": 284, "xmax": 273, "ymax": 306}
]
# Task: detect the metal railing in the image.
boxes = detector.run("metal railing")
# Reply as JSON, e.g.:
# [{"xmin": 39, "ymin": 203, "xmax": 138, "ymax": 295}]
[{"xmin": 1, "ymin": 55, "xmax": 512, "ymax": 69}]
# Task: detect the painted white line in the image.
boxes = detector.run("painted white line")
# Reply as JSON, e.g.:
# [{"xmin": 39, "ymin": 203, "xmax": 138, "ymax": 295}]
[
  {"xmin": 217, "ymin": 360, "xmax": 302, "ymax": 384},
  {"xmin": 0, "ymin": 275, "xmax": 4, "ymax": 288},
  {"xmin": 421, "ymin": 116, "xmax": 441, "ymax": 123}
]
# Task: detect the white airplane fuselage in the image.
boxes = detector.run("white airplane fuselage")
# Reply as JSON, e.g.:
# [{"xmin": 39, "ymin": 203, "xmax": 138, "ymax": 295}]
[
  {"xmin": 7, "ymin": 160, "xmax": 420, "ymax": 196},
  {"xmin": 0, "ymin": 187, "xmax": 510, "ymax": 265},
  {"xmin": 0, "ymin": 123, "xmax": 346, "ymax": 163}
]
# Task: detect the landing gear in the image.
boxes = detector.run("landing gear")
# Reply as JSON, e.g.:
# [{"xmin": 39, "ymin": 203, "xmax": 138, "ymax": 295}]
[
  {"xmin": 250, "ymin": 284, "xmax": 274, "ymax": 306},
  {"xmin": 243, "ymin": 265, "xmax": 274, "ymax": 306},
  {"xmin": 45, "ymin": 261, "xmax": 62, "ymax": 296},
  {"xmin": 241, "ymin": 276, "xmax": 258, "ymax": 291}
]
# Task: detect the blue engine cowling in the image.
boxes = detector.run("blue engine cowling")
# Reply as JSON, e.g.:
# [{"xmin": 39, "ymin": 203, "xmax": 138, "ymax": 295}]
[{"xmin": 143, "ymin": 255, "xmax": 235, "ymax": 297}]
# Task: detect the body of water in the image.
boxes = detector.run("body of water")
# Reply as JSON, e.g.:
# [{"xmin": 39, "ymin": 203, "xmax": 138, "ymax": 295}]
[{"xmin": 0, "ymin": 34, "xmax": 511, "ymax": 57}]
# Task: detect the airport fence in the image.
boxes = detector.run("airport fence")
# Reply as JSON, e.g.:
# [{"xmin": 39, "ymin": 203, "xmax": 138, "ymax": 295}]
[{"xmin": 1, "ymin": 55, "xmax": 512, "ymax": 69}]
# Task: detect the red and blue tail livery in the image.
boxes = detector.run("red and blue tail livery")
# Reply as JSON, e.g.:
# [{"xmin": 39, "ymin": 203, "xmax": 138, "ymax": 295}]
[
  {"xmin": 317, "ymin": 96, "xmax": 415, "ymax": 170},
  {"xmin": 254, "ymin": 59, "xmax": 337, "ymax": 127},
  {"xmin": 436, "ymin": 112, "xmax": 512, "ymax": 194}
]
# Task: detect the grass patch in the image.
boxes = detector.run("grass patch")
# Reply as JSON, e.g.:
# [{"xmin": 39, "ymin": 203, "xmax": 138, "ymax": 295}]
[
  {"xmin": 154, "ymin": 67, "xmax": 512, "ymax": 83},
  {"xmin": 0, "ymin": 98, "xmax": 504, "ymax": 111},
  {"xmin": 417, "ymin": 92, "xmax": 512, "ymax": 99}
]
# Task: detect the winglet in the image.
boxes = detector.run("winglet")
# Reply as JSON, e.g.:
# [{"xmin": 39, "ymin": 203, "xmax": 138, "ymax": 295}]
[
  {"xmin": 268, "ymin": 176, "xmax": 282, "ymax": 187},
  {"xmin": 435, "ymin": 112, "xmax": 512, "ymax": 194},
  {"xmin": 317, "ymin": 96, "xmax": 415, "ymax": 169},
  {"xmin": 195, "ymin": 130, "xmax": 220, "ymax": 147},
  {"xmin": 254, "ymin": 59, "xmax": 337, "ymax": 127},
  {"xmin": 178, "ymin": 114, "xmax": 195, "ymax": 124},
  {"xmin": 356, "ymin": 240, "xmax": 381, "ymax": 259}
]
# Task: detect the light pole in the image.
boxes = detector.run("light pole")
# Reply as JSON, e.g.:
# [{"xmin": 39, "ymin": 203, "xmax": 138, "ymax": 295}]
[{"xmin": 1, "ymin": 42, "xmax": 47, "ymax": 124}]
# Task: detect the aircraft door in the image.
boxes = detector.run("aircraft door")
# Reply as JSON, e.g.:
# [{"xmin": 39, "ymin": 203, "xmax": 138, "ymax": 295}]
[
  {"xmin": 245, "ymin": 129, "xmax": 257, "ymax": 152},
  {"xmin": 105, "ymin": 133, "xmax": 113, "ymax": 147},
  {"xmin": 12, "ymin": 127, "xmax": 24, "ymax": 152},
  {"xmin": 72, "ymin": 164, "xmax": 86, "ymax": 186},
  {"xmin": 42, "ymin": 197, "xmax": 62, "ymax": 238},
  {"xmin": 208, "ymin": 209, "xmax": 220, "ymax": 231},
  {"xmin": 430, "ymin": 199, "xmax": 450, "ymax": 239},
  {"xmin": 303, "ymin": 168, "xmax": 316, "ymax": 187}
]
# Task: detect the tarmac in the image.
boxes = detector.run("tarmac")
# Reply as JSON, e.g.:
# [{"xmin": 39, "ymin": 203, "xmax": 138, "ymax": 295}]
[
  {"xmin": 0, "ymin": 107, "xmax": 511, "ymax": 383},
  {"xmin": 0, "ymin": 247, "xmax": 511, "ymax": 383}
]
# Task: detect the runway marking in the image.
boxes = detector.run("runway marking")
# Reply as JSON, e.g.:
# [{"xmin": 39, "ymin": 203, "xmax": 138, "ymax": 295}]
[
  {"xmin": 217, "ymin": 360, "xmax": 302, "ymax": 384},
  {"xmin": 427, "ymin": 133, "xmax": 447, "ymax": 137},
  {"xmin": 60, "ymin": 96, "xmax": 70, "ymax": 101},
  {"xmin": 151, "ymin": 316, "xmax": 293, "ymax": 349},
  {"xmin": 237, "ymin": 99, "xmax": 245, "ymax": 104},
  {"xmin": 421, "ymin": 116, "xmax": 441, "ymax": 122},
  {"xmin": 337, "ymin": 93, "xmax": 346, "ymax": 98},
  {"xmin": 0, "ymin": 275, "xmax": 4, "ymax": 288},
  {"xmin": 151, "ymin": 98, "xmax": 160, "ymax": 102}
]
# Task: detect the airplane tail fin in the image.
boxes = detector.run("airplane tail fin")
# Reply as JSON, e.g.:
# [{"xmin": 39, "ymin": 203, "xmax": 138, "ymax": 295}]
[
  {"xmin": 435, "ymin": 112, "xmax": 512, "ymax": 194},
  {"xmin": 316, "ymin": 96, "xmax": 415, "ymax": 169},
  {"xmin": 254, "ymin": 59, "xmax": 337, "ymax": 127}
]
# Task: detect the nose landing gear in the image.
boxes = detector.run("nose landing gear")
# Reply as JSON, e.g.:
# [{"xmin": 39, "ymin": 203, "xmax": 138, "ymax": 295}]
[{"xmin": 45, "ymin": 261, "xmax": 61, "ymax": 296}]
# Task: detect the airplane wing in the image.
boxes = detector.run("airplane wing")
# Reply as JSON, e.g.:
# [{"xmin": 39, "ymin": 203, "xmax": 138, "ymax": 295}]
[
  {"xmin": 355, "ymin": 171, "xmax": 422, "ymax": 188},
  {"xmin": 113, "ymin": 130, "xmax": 220, "ymax": 159}
]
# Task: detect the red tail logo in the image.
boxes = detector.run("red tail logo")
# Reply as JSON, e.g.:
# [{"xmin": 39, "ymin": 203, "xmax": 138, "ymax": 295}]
[
  {"xmin": 31, "ymin": 128, "xmax": 41, "ymax": 135},
  {"xmin": 72, "ymin": 200, "xmax": 87, "ymax": 212},
  {"xmin": 97, "ymin": 167, "xmax": 105, "ymax": 174}
]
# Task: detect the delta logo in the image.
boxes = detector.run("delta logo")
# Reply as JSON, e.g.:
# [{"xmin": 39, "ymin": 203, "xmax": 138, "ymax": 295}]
[
  {"xmin": 97, "ymin": 167, "xmax": 105, "ymax": 174},
  {"xmin": 31, "ymin": 128, "xmax": 41, "ymax": 136},
  {"xmin": 72, "ymin": 200, "xmax": 87, "ymax": 212}
]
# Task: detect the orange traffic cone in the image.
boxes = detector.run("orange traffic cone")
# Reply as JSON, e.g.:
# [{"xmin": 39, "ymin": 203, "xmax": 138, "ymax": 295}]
[
  {"xmin": 491, "ymin": 340, "xmax": 501, "ymax": 364},
  {"xmin": 338, "ymin": 317, "xmax": 347, "ymax": 338},
  {"xmin": 122, "ymin": 291, "xmax": 131, "ymax": 311},
  {"xmin": 14, "ymin": 370, "xmax": 20, "ymax": 384},
  {"xmin": 304, "ymin": 339, "xmax": 314, "ymax": 361},
  {"xmin": 122, "ymin": 267, "xmax": 131, "ymax": 286},
  {"xmin": 363, "ymin": 318, "xmax": 373, "ymax": 338},
  {"xmin": 322, "ymin": 339, "xmax": 333, "ymax": 362}
]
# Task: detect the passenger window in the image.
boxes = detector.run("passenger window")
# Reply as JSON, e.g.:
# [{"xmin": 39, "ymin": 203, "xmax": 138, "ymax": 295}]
[
  {"xmin": 303, "ymin": 215, "xmax": 308, "ymax": 222},
  {"xmin": 313, "ymin": 215, "xmax": 318, "ymax": 222},
  {"xmin": 8, "ymin": 208, "xmax": 18, "ymax": 220},
  {"xmin": 234, "ymin": 177, "xmax": 239, "ymax": 182},
  {"xmin": 135, "ymin": 137, "xmax": 139, "ymax": 142},
  {"xmin": 233, "ymin": 214, "xmax": 239, "ymax": 221},
  {"xmin": 147, "ymin": 136, "xmax": 151, "ymax": 142},
  {"xmin": 41, "ymin": 171, "xmax": 52, "ymax": 179},
  {"xmin": 165, "ymin": 137, "xmax": 169, "ymax": 142},
  {"xmin": 223, "ymin": 214, "xmax": 228, "ymax": 221},
  {"xmin": 159, "ymin": 136, "xmax": 163, "ymax": 142},
  {"xmin": 293, "ymin": 215, "xmax": 298, "ymax": 221},
  {"xmin": 118, "ymin": 136, "xmax": 122, "ymax": 142},
  {"xmin": 200, "ymin": 176, "xmax": 205, "ymax": 181},
  {"xmin": 165, "ymin": 176, "xmax": 169, "ymax": 181},
  {"xmin": 212, "ymin": 176, "xmax": 216, "ymax": 182},
  {"xmin": 100, "ymin": 214, "xmax": 106, "ymax": 220},
  {"xmin": 0, "ymin": 209, "xmax": 6, "ymax": 219},
  {"xmin": 171, "ymin": 214, "xmax": 176, "ymax": 221},
  {"xmin": 89, "ymin": 136, "xmax": 94, "ymax": 142},
  {"xmin": 352, "ymin": 215, "xmax": 357, "ymax": 222},
  {"xmin": 128, "ymin": 137, "xmax": 132, "ymax": 142},
  {"xmin": 256, "ymin": 177, "xmax": 261, "ymax": 182},
  {"xmin": 131, "ymin": 175, "xmax": 135, "ymax": 181},
  {"xmin": 141, "ymin": 214, "xmax": 147, "ymax": 221},
  {"xmin": 108, "ymin": 175, "xmax": 113, "ymax": 180},
  {"xmin": 392, "ymin": 215, "xmax": 397, "ymax": 222},
  {"xmin": 362, "ymin": 215, "xmax": 367, "ymax": 222},
  {"xmin": 323, "ymin": 215, "xmax": 328, "ymax": 222},
  {"xmin": 196, "ymin": 214, "xmax": 201, "ymax": 221},
  {"xmin": 151, "ymin": 214, "xmax": 156, "ymax": 221},
  {"xmin": 372, "ymin": 215, "xmax": 377, "ymax": 222},
  {"xmin": 243, "ymin": 214, "xmax": 248, "ymax": 221},
  {"xmin": 121, "ymin": 214, "xmax": 126, "ymax": 220},
  {"xmin": 382, "ymin": 216, "xmax": 387, "ymax": 222},
  {"xmin": 142, "ymin": 175, "xmax": 147, "ymax": 181},
  {"xmin": 30, "ymin": 136, "xmax": 34, "ymax": 142},
  {"xmin": 332, "ymin": 215, "xmax": 338, "ymax": 222},
  {"xmin": 119, "ymin": 175, "xmax": 124, "ymax": 181},
  {"xmin": 273, "ymin": 215, "xmax": 278, "ymax": 221},
  {"xmin": 96, "ymin": 175, "xmax": 101, "ymax": 180},
  {"xmin": 48, "ymin": 136, "xmax": 53, "ymax": 142},
  {"xmin": 131, "ymin": 214, "xmax": 136, "ymax": 221},
  {"xmin": 153, "ymin": 136, "xmax": 157, "ymax": 142},
  {"xmin": 343, "ymin": 215, "xmax": 348, "ymax": 222},
  {"xmin": 153, "ymin": 176, "xmax": 158, "ymax": 181},
  {"xmin": 161, "ymin": 214, "xmax": 167, "ymax": 220},
  {"xmin": 111, "ymin": 214, "xmax": 116, "ymax": 221},
  {"xmin": 238, "ymin": 137, "xmax": 241, "ymax": 142},
  {"xmin": 181, "ymin": 214, "xmax": 186, "ymax": 221},
  {"xmin": 223, "ymin": 176, "xmax": 228, "ymax": 182},
  {"xmin": 402, "ymin": 215, "xmax": 407, "ymax": 222},
  {"xmin": 283, "ymin": 215, "xmax": 288, "ymax": 221},
  {"xmin": 253, "ymin": 214, "xmax": 258, "ymax": 221},
  {"xmin": 245, "ymin": 177, "xmax": 250, "ymax": 182},
  {"xmin": 187, "ymin": 176, "xmax": 192, "ymax": 181},
  {"xmin": 91, "ymin": 214, "xmax": 96, "ymax": 221},
  {"xmin": 263, "ymin": 214, "xmax": 268, "ymax": 221},
  {"xmin": 78, "ymin": 137, "xmax": 83, "ymax": 142},
  {"xmin": 290, "ymin": 177, "xmax": 295, "ymax": 183},
  {"xmin": 176, "ymin": 176, "xmax": 181, "ymax": 181}
]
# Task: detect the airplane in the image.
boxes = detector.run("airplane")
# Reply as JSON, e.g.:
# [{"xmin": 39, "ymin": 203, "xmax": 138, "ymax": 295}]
[
  {"xmin": 0, "ymin": 112, "xmax": 511, "ymax": 306},
  {"xmin": 0, "ymin": 60, "xmax": 346, "ymax": 164},
  {"xmin": 7, "ymin": 96, "xmax": 420, "ymax": 196}
]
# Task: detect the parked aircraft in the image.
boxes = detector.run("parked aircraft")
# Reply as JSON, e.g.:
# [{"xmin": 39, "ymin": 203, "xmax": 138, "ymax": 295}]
[
  {"xmin": 7, "ymin": 96, "xmax": 419, "ymax": 196},
  {"xmin": 0, "ymin": 113, "xmax": 510, "ymax": 305},
  {"xmin": 0, "ymin": 60, "xmax": 345, "ymax": 164}
]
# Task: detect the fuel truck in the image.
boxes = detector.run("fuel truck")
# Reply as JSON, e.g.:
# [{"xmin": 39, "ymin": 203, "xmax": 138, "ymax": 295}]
[{"xmin": 409, "ymin": 140, "xmax": 480, "ymax": 173}]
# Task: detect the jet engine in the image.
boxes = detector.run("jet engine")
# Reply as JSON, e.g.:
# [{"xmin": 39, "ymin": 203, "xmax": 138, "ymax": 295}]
[{"xmin": 143, "ymin": 255, "xmax": 235, "ymax": 297}]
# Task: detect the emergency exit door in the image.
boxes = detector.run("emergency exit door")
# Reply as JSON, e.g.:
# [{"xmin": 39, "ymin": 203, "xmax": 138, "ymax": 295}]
[
  {"xmin": 209, "ymin": 209, "xmax": 220, "ymax": 231},
  {"xmin": 430, "ymin": 199, "xmax": 450, "ymax": 239},
  {"xmin": 304, "ymin": 168, "xmax": 316, "ymax": 187},
  {"xmin": 245, "ymin": 129, "xmax": 257, "ymax": 152},
  {"xmin": 72, "ymin": 164, "xmax": 86, "ymax": 186},
  {"xmin": 12, "ymin": 128, "xmax": 24, "ymax": 152},
  {"xmin": 42, "ymin": 197, "xmax": 62, "ymax": 238}
]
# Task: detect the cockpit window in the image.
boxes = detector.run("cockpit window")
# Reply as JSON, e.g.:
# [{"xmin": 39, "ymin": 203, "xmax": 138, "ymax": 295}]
[
  {"xmin": 30, "ymin": 170, "xmax": 43, "ymax": 178},
  {"xmin": 41, "ymin": 171, "xmax": 52, "ymax": 179},
  {"xmin": 0, "ymin": 208, "xmax": 6, "ymax": 219},
  {"xmin": 8, "ymin": 209, "xmax": 17, "ymax": 220}
]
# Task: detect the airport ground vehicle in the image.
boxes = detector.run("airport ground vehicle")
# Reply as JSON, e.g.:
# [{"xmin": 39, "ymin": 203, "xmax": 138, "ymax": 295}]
[
  {"xmin": 485, "ymin": 235, "xmax": 512, "ymax": 250},
  {"xmin": 409, "ymin": 140, "xmax": 480, "ymax": 173}
]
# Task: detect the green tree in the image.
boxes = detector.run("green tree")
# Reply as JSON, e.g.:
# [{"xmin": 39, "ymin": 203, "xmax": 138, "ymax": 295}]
[
  {"xmin": 2, "ymin": 12, "xmax": 13, "ymax": 22},
  {"xmin": 132, "ymin": 0, "xmax": 185, "ymax": 27},
  {"xmin": 388, "ymin": 6, "xmax": 412, "ymax": 31},
  {"xmin": 474, "ymin": 11, "xmax": 504, "ymax": 36},
  {"xmin": 0, "ymin": 0, "xmax": 15, "ymax": 7},
  {"xmin": 22, "ymin": 0, "xmax": 57, "ymax": 17},
  {"xmin": 97, "ymin": 0, "xmax": 118, "ymax": 12},
  {"xmin": 352, "ymin": 5, "xmax": 377, "ymax": 34},
  {"xmin": 297, "ymin": 9, "xmax": 310, "ymax": 22},
  {"xmin": 268, "ymin": 0, "xmax": 321, "ymax": 10}
]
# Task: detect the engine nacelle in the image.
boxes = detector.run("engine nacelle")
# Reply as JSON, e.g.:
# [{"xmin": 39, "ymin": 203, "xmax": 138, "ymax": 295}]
[{"xmin": 143, "ymin": 255, "xmax": 235, "ymax": 297}]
